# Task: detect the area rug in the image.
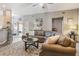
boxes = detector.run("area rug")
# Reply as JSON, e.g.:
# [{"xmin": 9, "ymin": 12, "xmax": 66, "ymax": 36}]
[{"xmin": 0, "ymin": 41, "xmax": 42, "ymax": 56}]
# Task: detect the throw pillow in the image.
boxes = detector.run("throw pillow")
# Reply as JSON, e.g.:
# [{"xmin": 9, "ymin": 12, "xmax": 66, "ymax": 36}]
[
  {"xmin": 45, "ymin": 35, "xmax": 60, "ymax": 44},
  {"xmin": 57, "ymin": 35, "xmax": 65, "ymax": 45},
  {"xmin": 57, "ymin": 35, "xmax": 71, "ymax": 47},
  {"xmin": 63, "ymin": 36, "xmax": 71, "ymax": 47}
]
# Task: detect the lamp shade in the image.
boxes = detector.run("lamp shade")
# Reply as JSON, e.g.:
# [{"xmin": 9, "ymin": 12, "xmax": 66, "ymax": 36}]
[{"xmin": 69, "ymin": 25, "xmax": 77, "ymax": 30}]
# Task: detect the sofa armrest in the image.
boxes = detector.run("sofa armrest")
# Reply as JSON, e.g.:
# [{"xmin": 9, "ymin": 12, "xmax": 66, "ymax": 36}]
[{"xmin": 42, "ymin": 43, "xmax": 76, "ymax": 55}]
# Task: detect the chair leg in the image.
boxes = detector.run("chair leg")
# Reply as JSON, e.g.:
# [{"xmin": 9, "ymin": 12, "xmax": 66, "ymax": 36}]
[
  {"xmin": 34, "ymin": 42, "xmax": 39, "ymax": 48},
  {"xmin": 36, "ymin": 42, "xmax": 39, "ymax": 48},
  {"xmin": 25, "ymin": 42, "xmax": 27, "ymax": 50}
]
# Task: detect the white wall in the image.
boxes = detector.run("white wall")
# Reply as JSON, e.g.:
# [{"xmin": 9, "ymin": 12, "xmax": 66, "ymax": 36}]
[
  {"xmin": 23, "ymin": 8, "xmax": 79, "ymax": 34},
  {"xmin": 0, "ymin": 29, "xmax": 7, "ymax": 45}
]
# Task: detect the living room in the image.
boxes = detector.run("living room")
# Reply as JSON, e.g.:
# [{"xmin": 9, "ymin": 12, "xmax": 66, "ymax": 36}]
[{"xmin": 0, "ymin": 3, "xmax": 79, "ymax": 56}]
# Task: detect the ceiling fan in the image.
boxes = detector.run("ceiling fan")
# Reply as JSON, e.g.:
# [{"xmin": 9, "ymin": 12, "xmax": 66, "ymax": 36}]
[{"xmin": 32, "ymin": 3, "xmax": 54, "ymax": 8}]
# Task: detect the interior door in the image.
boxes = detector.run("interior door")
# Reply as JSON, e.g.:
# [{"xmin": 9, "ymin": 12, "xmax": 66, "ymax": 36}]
[{"xmin": 52, "ymin": 17, "xmax": 63, "ymax": 34}]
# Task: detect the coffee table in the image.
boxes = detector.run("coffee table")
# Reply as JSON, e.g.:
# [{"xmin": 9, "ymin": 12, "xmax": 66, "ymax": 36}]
[{"xmin": 23, "ymin": 37, "xmax": 39, "ymax": 50}]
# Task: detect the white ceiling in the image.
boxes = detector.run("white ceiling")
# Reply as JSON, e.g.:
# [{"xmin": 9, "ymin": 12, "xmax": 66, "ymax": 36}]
[{"xmin": 0, "ymin": 3, "xmax": 79, "ymax": 16}]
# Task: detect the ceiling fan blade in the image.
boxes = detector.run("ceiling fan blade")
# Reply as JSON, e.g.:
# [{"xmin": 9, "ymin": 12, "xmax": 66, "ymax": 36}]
[{"xmin": 32, "ymin": 4, "xmax": 38, "ymax": 7}]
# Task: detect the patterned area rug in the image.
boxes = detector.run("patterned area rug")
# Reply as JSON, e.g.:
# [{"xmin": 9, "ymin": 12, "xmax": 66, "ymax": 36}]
[{"xmin": 0, "ymin": 41, "xmax": 42, "ymax": 56}]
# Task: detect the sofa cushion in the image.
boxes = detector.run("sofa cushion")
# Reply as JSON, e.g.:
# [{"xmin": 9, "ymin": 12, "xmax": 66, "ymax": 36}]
[
  {"xmin": 69, "ymin": 38, "xmax": 76, "ymax": 48},
  {"xmin": 42, "ymin": 43, "xmax": 76, "ymax": 55},
  {"xmin": 57, "ymin": 35, "xmax": 71, "ymax": 47},
  {"xmin": 45, "ymin": 35, "xmax": 59, "ymax": 44},
  {"xmin": 63, "ymin": 36, "xmax": 76, "ymax": 48},
  {"xmin": 57, "ymin": 35, "xmax": 65, "ymax": 45},
  {"xmin": 63, "ymin": 36, "xmax": 71, "ymax": 47}
]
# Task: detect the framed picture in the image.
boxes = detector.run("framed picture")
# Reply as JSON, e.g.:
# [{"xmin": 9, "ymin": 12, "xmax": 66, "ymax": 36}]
[{"xmin": 34, "ymin": 18, "xmax": 43, "ymax": 30}]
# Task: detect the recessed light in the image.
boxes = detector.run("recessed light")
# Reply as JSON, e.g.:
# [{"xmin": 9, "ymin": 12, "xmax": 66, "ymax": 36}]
[{"xmin": 2, "ymin": 4, "xmax": 6, "ymax": 8}]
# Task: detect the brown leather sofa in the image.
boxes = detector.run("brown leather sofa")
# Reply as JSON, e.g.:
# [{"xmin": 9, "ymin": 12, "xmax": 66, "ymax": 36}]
[{"xmin": 39, "ymin": 43, "xmax": 76, "ymax": 56}]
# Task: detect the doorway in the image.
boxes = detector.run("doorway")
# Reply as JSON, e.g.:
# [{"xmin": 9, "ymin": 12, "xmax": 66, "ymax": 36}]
[
  {"xmin": 52, "ymin": 17, "xmax": 63, "ymax": 34},
  {"xmin": 12, "ymin": 16, "xmax": 23, "ymax": 43}
]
